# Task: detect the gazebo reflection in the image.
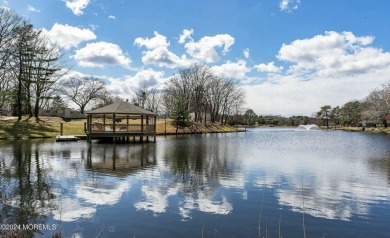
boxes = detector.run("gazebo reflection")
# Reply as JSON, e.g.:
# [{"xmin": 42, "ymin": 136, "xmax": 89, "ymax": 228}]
[{"xmin": 86, "ymin": 143, "xmax": 156, "ymax": 176}]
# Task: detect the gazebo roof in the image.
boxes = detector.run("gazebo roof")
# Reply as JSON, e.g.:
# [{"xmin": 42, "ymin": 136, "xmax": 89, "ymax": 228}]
[{"xmin": 86, "ymin": 101, "xmax": 157, "ymax": 115}]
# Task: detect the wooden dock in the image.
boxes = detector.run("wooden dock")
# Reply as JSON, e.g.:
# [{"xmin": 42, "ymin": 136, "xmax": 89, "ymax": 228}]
[{"xmin": 56, "ymin": 135, "xmax": 78, "ymax": 142}]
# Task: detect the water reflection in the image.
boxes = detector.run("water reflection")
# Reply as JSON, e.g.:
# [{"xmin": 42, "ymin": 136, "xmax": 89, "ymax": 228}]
[
  {"xmin": 0, "ymin": 141, "xmax": 159, "ymax": 227},
  {"xmin": 86, "ymin": 143, "xmax": 156, "ymax": 174},
  {"xmin": 0, "ymin": 130, "xmax": 389, "ymax": 238},
  {"xmin": 246, "ymin": 131, "xmax": 390, "ymax": 221},
  {"xmin": 52, "ymin": 143, "xmax": 157, "ymax": 222},
  {"xmin": 52, "ymin": 198, "xmax": 95, "ymax": 222},
  {"xmin": 369, "ymin": 157, "xmax": 390, "ymax": 185},
  {"xmin": 133, "ymin": 131, "xmax": 390, "ymax": 225},
  {"xmin": 134, "ymin": 135, "xmax": 244, "ymax": 219},
  {"xmin": 0, "ymin": 140, "xmax": 56, "ymax": 236}
]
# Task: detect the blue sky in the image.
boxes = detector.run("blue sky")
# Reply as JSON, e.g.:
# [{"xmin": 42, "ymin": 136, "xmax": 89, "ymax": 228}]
[{"xmin": 3, "ymin": 0, "xmax": 390, "ymax": 116}]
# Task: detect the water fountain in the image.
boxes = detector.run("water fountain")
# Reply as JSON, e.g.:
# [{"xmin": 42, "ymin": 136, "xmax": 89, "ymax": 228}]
[{"xmin": 296, "ymin": 124, "xmax": 321, "ymax": 131}]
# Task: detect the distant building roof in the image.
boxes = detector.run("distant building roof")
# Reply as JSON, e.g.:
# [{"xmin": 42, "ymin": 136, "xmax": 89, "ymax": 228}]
[{"xmin": 86, "ymin": 102, "xmax": 157, "ymax": 116}]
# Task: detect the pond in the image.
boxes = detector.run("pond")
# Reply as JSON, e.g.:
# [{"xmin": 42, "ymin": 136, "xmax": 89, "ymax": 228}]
[{"xmin": 0, "ymin": 128, "xmax": 390, "ymax": 237}]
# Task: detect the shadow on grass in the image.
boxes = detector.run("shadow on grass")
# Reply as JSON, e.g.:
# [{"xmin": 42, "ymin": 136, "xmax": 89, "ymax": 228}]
[{"xmin": 1, "ymin": 121, "xmax": 58, "ymax": 138}]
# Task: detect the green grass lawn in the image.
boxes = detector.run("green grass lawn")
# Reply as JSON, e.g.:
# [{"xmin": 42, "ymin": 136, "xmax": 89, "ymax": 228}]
[
  {"xmin": 0, "ymin": 120, "xmax": 57, "ymax": 138},
  {"xmin": 0, "ymin": 116, "xmax": 86, "ymax": 139}
]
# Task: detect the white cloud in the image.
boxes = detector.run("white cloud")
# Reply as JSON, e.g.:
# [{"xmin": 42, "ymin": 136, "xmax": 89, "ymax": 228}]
[
  {"xmin": 27, "ymin": 5, "xmax": 40, "ymax": 13},
  {"xmin": 244, "ymin": 31, "xmax": 390, "ymax": 116},
  {"xmin": 106, "ymin": 69, "xmax": 166, "ymax": 98},
  {"xmin": 178, "ymin": 29, "xmax": 194, "ymax": 44},
  {"xmin": 134, "ymin": 31, "xmax": 170, "ymax": 50},
  {"xmin": 277, "ymin": 31, "xmax": 386, "ymax": 76},
  {"xmin": 244, "ymin": 66, "xmax": 390, "ymax": 116},
  {"xmin": 211, "ymin": 60, "xmax": 251, "ymax": 79},
  {"xmin": 72, "ymin": 42, "xmax": 131, "ymax": 68},
  {"xmin": 135, "ymin": 31, "xmax": 192, "ymax": 68},
  {"xmin": 108, "ymin": 15, "xmax": 116, "ymax": 20},
  {"xmin": 141, "ymin": 47, "xmax": 191, "ymax": 68},
  {"xmin": 65, "ymin": 0, "xmax": 90, "ymax": 16},
  {"xmin": 243, "ymin": 48, "xmax": 250, "ymax": 59},
  {"xmin": 280, "ymin": 0, "xmax": 301, "ymax": 12},
  {"xmin": 184, "ymin": 34, "xmax": 235, "ymax": 63},
  {"xmin": 41, "ymin": 23, "xmax": 96, "ymax": 50},
  {"xmin": 254, "ymin": 61, "xmax": 283, "ymax": 73}
]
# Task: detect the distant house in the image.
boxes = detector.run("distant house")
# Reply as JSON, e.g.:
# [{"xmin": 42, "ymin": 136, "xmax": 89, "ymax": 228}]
[
  {"xmin": 360, "ymin": 120, "xmax": 382, "ymax": 128},
  {"xmin": 40, "ymin": 107, "xmax": 86, "ymax": 119},
  {"xmin": 360, "ymin": 113, "xmax": 390, "ymax": 128}
]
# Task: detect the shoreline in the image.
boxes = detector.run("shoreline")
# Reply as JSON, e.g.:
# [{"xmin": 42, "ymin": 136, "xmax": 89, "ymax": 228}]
[
  {"xmin": 1, "ymin": 116, "xmax": 389, "ymax": 141},
  {"xmin": 0, "ymin": 129, "xmax": 246, "ymax": 141},
  {"xmin": 0, "ymin": 116, "xmax": 245, "ymax": 141}
]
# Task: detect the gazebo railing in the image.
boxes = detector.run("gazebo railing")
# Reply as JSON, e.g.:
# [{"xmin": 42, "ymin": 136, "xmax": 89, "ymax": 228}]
[{"xmin": 90, "ymin": 123, "xmax": 155, "ymax": 133}]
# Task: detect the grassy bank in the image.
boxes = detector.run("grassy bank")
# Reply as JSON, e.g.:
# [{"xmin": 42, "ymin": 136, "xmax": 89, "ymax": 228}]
[
  {"xmin": 321, "ymin": 126, "xmax": 390, "ymax": 134},
  {"xmin": 0, "ymin": 116, "xmax": 243, "ymax": 140}
]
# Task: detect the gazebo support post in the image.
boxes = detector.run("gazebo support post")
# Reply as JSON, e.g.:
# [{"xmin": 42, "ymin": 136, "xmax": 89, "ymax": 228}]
[
  {"xmin": 113, "ymin": 113, "xmax": 116, "ymax": 143},
  {"xmin": 103, "ymin": 114, "xmax": 106, "ymax": 131},
  {"xmin": 140, "ymin": 115, "xmax": 144, "ymax": 142},
  {"xmin": 126, "ymin": 115, "xmax": 129, "ymax": 141},
  {"xmin": 146, "ymin": 116, "xmax": 149, "ymax": 143},
  {"xmin": 87, "ymin": 115, "xmax": 92, "ymax": 143},
  {"xmin": 154, "ymin": 116, "xmax": 157, "ymax": 142}
]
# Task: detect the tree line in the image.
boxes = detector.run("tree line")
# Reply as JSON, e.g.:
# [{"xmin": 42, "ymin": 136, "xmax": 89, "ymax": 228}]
[
  {"xmin": 0, "ymin": 8, "xmax": 247, "ymax": 124},
  {"xmin": 162, "ymin": 64, "xmax": 245, "ymax": 125},
  {"xmin": 316, "ymin": 82, "xmax": 390, "ymax": 128},
  {"xmin": 0, "ymin": 8, "xmax": 66, "ymax": 122},
  {"xmin": 0, "ymin": 8, "xmax": 120, "ymax": 119}
]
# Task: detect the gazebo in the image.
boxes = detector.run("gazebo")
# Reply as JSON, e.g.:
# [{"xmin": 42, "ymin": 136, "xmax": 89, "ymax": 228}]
[{"xmin": 85, "ymin": 101, "xmax": 158, "ymax": 143}]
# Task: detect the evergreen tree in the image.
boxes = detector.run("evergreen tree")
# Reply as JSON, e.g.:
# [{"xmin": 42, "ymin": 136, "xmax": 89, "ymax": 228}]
[{"xmin": 9, "ymin": 22, "xmax": 38, "ymax": 120}]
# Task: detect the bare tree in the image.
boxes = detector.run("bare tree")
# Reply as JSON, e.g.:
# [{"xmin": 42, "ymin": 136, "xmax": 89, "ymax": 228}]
[
  {"xmin": 0, "ymin": 10, "xmax": 19, "ymax": 110},
  {"xmin": 39, "ymin": 82, "xmax": 66, "ymax": 111},
  {"xmin": 163, "ymin": 64, "xmax": 245, "ymax": 125},
  {"xmin": 362, "ymin": 82, "xmax": 390, "ymax": 126},
  {"xmin": 186, "ymin": 64, "xmax": 212, "ymax": 122},
  {"xmin": 221, "ymin": 82, "xmax": 245, "ymax": 124},
  {"xmin": 145, "ymin": 89, "xmax": 161, "ymax": 113},
  {"xmin": 0, "ymin": 8, "xmax": 22, "ymax": 111},
  {"xmin": 93, "ymin": 90, "xmax": 124, "ymax": 109},
  {"xmin": 60, "ymin": 76, "xmax": 107, "ymax": 114},
  {"xmin": 132, "ymin": 85, "xmax": 162, "ymax": 113}
]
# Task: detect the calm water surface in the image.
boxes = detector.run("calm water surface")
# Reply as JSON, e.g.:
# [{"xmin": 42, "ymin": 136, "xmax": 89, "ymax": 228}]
[{"xmin": 1, "ymin": 128, "xmax": 390, "ymax": 237}]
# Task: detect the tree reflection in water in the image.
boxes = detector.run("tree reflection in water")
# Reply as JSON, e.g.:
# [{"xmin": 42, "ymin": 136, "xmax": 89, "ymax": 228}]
[{"xmin": 0, "ymin": 140, "xmax": 57, "ymax": 237}]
